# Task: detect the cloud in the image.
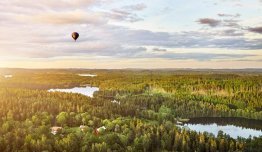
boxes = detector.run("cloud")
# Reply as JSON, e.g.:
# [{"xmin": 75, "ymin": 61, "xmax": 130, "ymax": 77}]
[
  {"xmin": 248, "ymin": 26, "xmax": 262, "ymax": 34},
  {"xmin": 0, "ymin": 0, "xmax": 261, "ymax": 64},
  {"xmin": 107, "ymin": 3, "xmax": 146, "ymax": 22},
  {"xmin": 219, "ymin": 29, "xmax": 244, "ymax": 36},
  {"xmin": 24, "ymin": 10, "xmax": 107, "ymax": 25},
  {"xmin": 122, "ymin": 3, "xmax": 147, "ymax": 11},
  {"xmin": 122, "ymin": 50, "xmax": 257, "ymax": 61},
  {"xmin": 152, "ymin": 48, "xmax": 167, "ymax": 52},
  {"xmin": 234, "ymin": 59, "xmax": 262, "ymax": 62},
  {"xmin": 0, "ymin": 0, "xmax": 107, "ymax": 26},
  {"xmin": 1, "ymin": 23, "xmax": 260, "ymax": 60},
  {"xmin": 197, "ymin": 18, "xmax": 240, "ymax": 28},
  {"xmin": 197, "ymin": 15, "xmax": 262, "ymax": 37},
  {"xmin": 222, "ymin": 19, "xmax": 240, "ymax": 28},
  {"xmin": 197, "ymin": 18, "xmax": 221, "ymax": 27},
  {"xmin": 0, "ymin": 1, "xmax": 143, "ymax": 25},
  {"xmin": 0, "ymin": 0, "xmax": 102, "ymax": 10},
  {"xmin": 218, "ymin": 13, "xmax": 240, "ymax": 18},
  {"xmin": 108, "ymin": 9, "xmax": 143, "ymax": 22},
  {"xmin": 149, "ymin": 53, "xmax": 255, "ymax": 61}
]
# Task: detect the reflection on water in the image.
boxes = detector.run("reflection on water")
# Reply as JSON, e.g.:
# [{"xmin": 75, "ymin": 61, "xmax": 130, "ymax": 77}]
[
  {"xmin": 184, "ymin": 117, "xmax": 262, "ymax": 139},
  {"xmin": 48, "ymin": 86, "xmax": 99, "ymax": 97},
  {"xmin": 78, "ymin": 74, "xmax": 97, "ymax": 77},
  {"xmin": 185, "ymin": 123, "xmax": 262, "ymax": 139}
]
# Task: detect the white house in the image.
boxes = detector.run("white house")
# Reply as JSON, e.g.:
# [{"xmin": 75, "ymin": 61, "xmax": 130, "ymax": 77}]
[
  {"xmin": 96, "ymin": 126, "xmax": 106, "ymax": 133},
  {"xmin": 51, "ymin": 126, "xmax": 62, "ymax": 135},
  {"xmin": 111, "ymin": 100, "xmax": 120, "ymax": 105},
  {"xmin": 80, "ymin": 125, "xmax": 88, "ymax": 131}
]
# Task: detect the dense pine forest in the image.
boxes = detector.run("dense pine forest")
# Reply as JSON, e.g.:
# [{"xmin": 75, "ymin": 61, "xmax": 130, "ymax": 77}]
[{"xmin": 0, "ymin": 68, "xmax": 261, "ymax": 152}]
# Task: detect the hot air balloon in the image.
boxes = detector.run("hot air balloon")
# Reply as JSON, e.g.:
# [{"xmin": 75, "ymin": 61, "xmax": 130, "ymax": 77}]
[{"xmin": 72, "ymin": 32, "xmax": 79, "ymax": 41}]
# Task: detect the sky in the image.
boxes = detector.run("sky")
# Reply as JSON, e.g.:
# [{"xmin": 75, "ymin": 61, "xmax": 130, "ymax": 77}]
[{"xmin": 0, "ymin": 0, "xmax": 261, "ymax": 69}]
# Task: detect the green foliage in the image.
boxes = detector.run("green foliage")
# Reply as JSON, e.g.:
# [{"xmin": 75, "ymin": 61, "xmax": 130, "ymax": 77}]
[{"xmin": 0, "ymin": 69, "xmax": 261, "ymax": 151}]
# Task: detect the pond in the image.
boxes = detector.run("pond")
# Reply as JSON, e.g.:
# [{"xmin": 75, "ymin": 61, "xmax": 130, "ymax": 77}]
[
  {"xmin": 78, "ymin": 74, "xmax": 97, "ymax": 77},
  {"xmin": 48, "ymin": 86, "xmax": 99, "ymax": 97},
  {"xmin": 182, "ymin": 117, "xmax": 262, "ymax": 139}
]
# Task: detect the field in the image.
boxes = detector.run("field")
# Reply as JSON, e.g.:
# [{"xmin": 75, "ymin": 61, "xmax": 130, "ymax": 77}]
[{"xmin": 0, "ymin": 68, "xmax": 261, "ymax": 152}]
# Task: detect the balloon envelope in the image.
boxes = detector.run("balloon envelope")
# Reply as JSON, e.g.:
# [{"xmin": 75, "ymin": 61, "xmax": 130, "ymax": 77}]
[{"xmin": 72, "ymin": 32, "xmax": 79, "ymax": 41}]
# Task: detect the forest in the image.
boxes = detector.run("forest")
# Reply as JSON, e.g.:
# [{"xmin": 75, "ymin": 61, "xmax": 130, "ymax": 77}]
[{"xmin": 0, "ymin": 68, "xmax": 261, "ymax": 152}]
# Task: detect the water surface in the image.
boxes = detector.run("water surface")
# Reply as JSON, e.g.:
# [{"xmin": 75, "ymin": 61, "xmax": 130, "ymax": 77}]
[
  {"xmin": 4, "ymin": 75, "xmax": 13, "ymax": 78},
  {"xmin": 183, "ymin": 117, "xmax": 262, "ymax": 139},
  {"xmin": 48, "ymin": 86, "xmax": 99, "ymax": 97},
  {"xmin": 78, "ymin": 74, "xmax": 97, "ymax": 77}
]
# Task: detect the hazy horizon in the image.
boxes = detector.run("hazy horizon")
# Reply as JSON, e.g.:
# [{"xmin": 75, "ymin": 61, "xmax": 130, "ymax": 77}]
[{"xmin": 0, "ymin": 0, "xmax": 261, "ymax": 68}]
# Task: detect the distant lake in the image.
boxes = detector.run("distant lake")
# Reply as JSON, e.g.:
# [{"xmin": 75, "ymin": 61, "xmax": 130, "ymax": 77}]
[
  {"xmin": 3, "ymin": 75, "xmax": 13, "ymax": 78},
  {"xmin": 78, "ymin": 74, "xmax": 97, "ymax": 77},
  {"xmin": 183, "ymin": 117, "xmax": 262, "ymax": 139},
  {"xmin": 48, "ymin": 86, "xmax": 99, "ymax": 97}
]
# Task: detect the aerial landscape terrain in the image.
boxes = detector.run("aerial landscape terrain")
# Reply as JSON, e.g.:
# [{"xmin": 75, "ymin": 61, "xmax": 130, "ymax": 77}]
[
  {"xmin": 0, "ymin": 0, "xmax": 262, "ymax": 151},
  {"xmin": 0, "ymin": 68, "xmax": 261, "ymax": 151}
]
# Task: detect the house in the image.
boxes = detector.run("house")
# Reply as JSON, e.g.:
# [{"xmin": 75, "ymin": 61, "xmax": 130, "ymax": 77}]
[
  {"xmin": 80, "ymin": 125, "xmax": 88, "ymax": 131},
  {"xmin": 97, "ymin": 126, "xmax": 106, "ymax": 132},
  {"xmin": 95, "ymin": 126, "xmax": 106, "ymax": 134},
  {"xmin": 51, "ymin": 126, "xmax": 62, "ymax": 135},
  {"xmin": 111, "ymin": 100, "xmax": 120, "ymax": 105},
  {"xmin": 177, "ymin": 121, "xmax": 183, "ymax": 125}
]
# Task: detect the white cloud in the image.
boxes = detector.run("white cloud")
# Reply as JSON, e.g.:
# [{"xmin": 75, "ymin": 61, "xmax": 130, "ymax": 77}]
[
  {"xmin": 0, "ymin": 0, "xmax": 101, "ymax": 10},
  {"xmin": 23, "ymin": 10, "xmax": 107, "ymax": 25}
]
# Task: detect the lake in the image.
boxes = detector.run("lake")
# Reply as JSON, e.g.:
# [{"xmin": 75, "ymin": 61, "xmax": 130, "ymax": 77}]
[
  {"xmin": 78, "ymin": 74, "xmax": 97, "ymax": 77},
  {"xmin": 182, "ymin": 117, "xmax": 262, "ymax": 139},
  {"xmin": 3, "ymin": 75, "xmax": 13, "ymax": 78},
  {"xmin": 48, "ymin": 86, "xmax": 99, "ymax": 97}
]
